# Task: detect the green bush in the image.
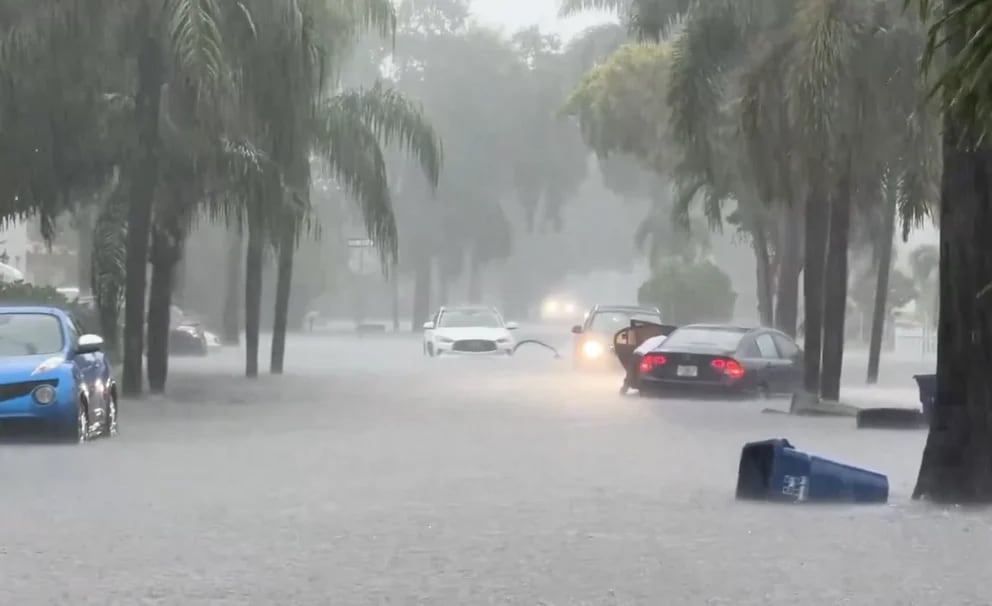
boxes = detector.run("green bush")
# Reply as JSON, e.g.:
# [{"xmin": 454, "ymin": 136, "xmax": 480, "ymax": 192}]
[
  {"xmin": 0, "ymin": 281, "xmax": 100, "ymax": 334},
  {"xmin": 638, "ymin": 259, "xmax": 737, "ymax": 325}
]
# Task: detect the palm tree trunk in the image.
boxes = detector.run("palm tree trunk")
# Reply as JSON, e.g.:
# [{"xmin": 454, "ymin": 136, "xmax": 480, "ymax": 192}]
[
  {"xmin": 820, "ymin": 164, "xmax": 854, "ymax": 402},
  {"xmin": 221, "ymin": 228, "xmax": 243, "ymax": 345},
  {"xmin": 173, "ymin": 247, "xmax": 187, "ymax": 307},
  {"xmin": 77, "ymin": 209, "xmax": 93, "ymax": 296},
  {"xmin": 867, "ymin": 180, "xmax": 898, "ymax": 384},
  {"xmin": 391, "ymin": 272, "xmax": 400, "ymax": 331},
  {"xmin": 802, "ymin": 182, "xmax": 829, "ymax": 398},
  {"xmin": 752, "ymin": 222, "xmax": 774, "ymax": 327},
  {"xmin": 146, "ymin": 231, "xmax": 177, "ymax": 394},
  {"xmin": 775, "ymin": 204, "xmax": 803, "ymax": 337},
  {"xmin": 412, "ymin": 255, "xmax": 431, "ymax": 332},
  {"xmin": 122, "ymin": 15, "xmax": 163, "ymax": 398},
  {"xmin": 270, "ymin": 220, "xmax": 295, "ymax": 375},
  {"xmin": 914, "ymin": 71, "xmax": 992, "ymax": 501},
  {"xmin": 244, "ymin": 222, "xmax": 264, "ymax": 378}
]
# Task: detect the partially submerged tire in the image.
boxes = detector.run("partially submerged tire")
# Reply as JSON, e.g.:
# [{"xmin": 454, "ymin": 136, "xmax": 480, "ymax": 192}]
[
  {"xmin": 856, "ymin": 407, "xmax": 927, "ymax": 430},
  {"xmin": 99, "ymin": 392, "xmax": 118, "ymax": 438}
]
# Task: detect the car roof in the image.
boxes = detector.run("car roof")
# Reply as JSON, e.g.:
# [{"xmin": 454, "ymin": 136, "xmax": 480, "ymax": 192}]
[
  {"xmin": 590, "ymin": 305, "xmax": 661, "ymax": 314},
  {"xmin": 0, "ymin": 305, "xmax": 69, "ymax": 317},
  {"xmin": 678, "ymin": 323, "xmax": 754, "ymax": 333},
  {"xmin": 440, "ymin": 305, "xmax": 497, "ymax": 312}
]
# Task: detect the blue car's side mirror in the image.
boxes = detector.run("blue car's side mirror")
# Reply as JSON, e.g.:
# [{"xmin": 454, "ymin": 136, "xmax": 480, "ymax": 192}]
[{"xmin": 75, "ymin": 334, "xmax": 104, "ymax": 355}]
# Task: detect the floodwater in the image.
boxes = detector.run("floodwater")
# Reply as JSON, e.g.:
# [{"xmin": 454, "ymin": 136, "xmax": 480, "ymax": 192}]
[{"xmin": 0, "ymin": 327, "xmax": 984, "ymax": 605}]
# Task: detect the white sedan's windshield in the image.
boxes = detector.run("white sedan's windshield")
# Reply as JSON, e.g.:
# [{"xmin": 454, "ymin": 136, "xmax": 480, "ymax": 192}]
[
  {"xmin": 0, "ymin": 313, "xmax": 64, "ymax": 356},
  {"xmin": 438, "ymin": 310, "xmax": 503, "ymax": 328}
]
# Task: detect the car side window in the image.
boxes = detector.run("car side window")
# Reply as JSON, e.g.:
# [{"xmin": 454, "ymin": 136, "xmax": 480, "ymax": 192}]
[
  {"xmin": 740, "ymin": 339, "xmax": 761, "ymax": 358},
  {"xmin": 772, "ymin": 333, "xmax": 800, "ymax": 359},
  {"xmin": 755, "ymin": 333, "xmax": 780, "ymax": 359}
]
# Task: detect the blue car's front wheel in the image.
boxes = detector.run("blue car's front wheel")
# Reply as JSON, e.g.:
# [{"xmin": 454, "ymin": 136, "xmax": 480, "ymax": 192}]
[{"xmin": 61, "ymin": 400, "xmax": 88, "ymax": 444}]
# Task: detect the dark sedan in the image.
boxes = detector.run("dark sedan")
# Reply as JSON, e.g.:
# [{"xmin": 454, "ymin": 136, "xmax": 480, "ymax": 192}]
[{"xmin": 631, "ymin": 324, "xmax": 803, "ymax": 398}]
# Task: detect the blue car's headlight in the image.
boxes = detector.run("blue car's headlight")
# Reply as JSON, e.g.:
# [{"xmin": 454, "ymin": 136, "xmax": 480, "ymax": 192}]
[{"xmin": 32, "ymin": 384, "xmax": 56, "ymax": 405}]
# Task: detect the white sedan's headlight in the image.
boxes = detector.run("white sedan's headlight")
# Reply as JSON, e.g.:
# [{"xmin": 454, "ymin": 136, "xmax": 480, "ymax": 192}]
[
  {"xmin": 582, "ymin": 340, "xmax": 604, "ymax": 358},
  {"xmin": 437, "ymin": 336, "xmax": 454, "ymax": 343},
  {"xmin": 497, "ymin": 337, "xmax": 511, "ymax": 343}
]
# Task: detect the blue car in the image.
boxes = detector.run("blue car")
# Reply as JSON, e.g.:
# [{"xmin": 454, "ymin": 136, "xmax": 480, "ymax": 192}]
[{"xmin": 0, "ymin": 306, "xmax": 118, "ymax": 442}]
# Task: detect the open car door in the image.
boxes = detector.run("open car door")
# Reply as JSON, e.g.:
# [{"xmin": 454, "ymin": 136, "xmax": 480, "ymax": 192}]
[{"xmin": 612, "ymin": 320, "xmax": 679, "ymax": 370}]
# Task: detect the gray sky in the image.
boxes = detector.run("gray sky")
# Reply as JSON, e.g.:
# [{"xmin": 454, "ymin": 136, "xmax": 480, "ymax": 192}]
[{"xmin": 469, "ymin": 0, "xmax": 613, "ymax": 39}]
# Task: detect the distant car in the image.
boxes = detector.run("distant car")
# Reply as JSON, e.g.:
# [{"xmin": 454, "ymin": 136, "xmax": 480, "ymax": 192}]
[
  {"xmin": 169, "ymin": 320, "xmax": 209, "ymax": 356},
  {"xmin": 0, "ymin": 306, "xmax": 118, "ymax": 442},
  {"xmin": 630, "ymin": 323, "xmax": 804, "ymax": 398},
  {"xmin": 539, "ymin": 294, "xmax": 583, "ymax": 323},
  {"xmin": 571, "ymin": 305, "xmax": 663, "ymax": 369},
  {"xmin": 423, "ymin": 306, "xmax": 518, "ymax": 356}
]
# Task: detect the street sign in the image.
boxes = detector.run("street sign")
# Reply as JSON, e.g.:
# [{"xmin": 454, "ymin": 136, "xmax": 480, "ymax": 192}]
[{"xmin": 347, "ymin": 238, "xmax": 374, "ymax": 248}]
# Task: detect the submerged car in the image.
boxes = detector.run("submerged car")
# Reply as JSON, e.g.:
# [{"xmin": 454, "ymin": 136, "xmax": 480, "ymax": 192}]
[
  {"xmin": 625, "ymin": 323, "xmax": 803, "ymax": 398},
  {"xmin": 169, "ymin": 320, "xmax": 209, "ymax": 356},
  {"xmin": 572, "ymin": 305, "xmax": 663, "ymax": 370},
  {"xmin": 0, "ymin": 306, "xmax": 118, "ymax": 442},
  {"xmin": 539, "ymin": 294, "xmax": 584, "ymax": 323},
  {"xmin": 423, "ymin": 306, "xmax": 518, "ymax": 356}
]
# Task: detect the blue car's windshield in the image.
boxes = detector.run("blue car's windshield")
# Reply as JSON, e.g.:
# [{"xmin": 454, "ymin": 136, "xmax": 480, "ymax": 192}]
[{"xmin": 0, "ymin": 313, "xmax": 64, "ymax": 356}]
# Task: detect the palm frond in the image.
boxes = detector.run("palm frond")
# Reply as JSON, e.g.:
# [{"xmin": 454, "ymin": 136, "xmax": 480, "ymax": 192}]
[
  {"xmin": 163, "ymin": 0, "xmax": 229, "ymax": 93},
  {"xmin": 559, "ymin": 0, "xmax": 628, "ymax": 18},
  {"xmin": 326, "ymin": 82, "xmax": 443, "ymax": 187},
  {"xmin": 314, "ymin": 101, "xmax": 397, "ymax": 264}
]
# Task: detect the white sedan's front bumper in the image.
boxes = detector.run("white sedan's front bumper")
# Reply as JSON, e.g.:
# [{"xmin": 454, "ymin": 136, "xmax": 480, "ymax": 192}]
[{"xmin": 432, "ymin": 339, "xmax": 514, "ymax": 355}]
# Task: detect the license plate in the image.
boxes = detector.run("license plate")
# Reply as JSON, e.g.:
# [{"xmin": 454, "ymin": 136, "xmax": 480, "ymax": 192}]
[{"xmin": 677, "ymin": 365, "xmax": 698, "ymax": 377}]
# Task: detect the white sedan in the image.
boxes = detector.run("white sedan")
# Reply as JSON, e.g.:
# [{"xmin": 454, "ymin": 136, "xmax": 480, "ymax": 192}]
[{"xmin": 423, "ymin": 306, "xmax": 518, "ymax": 356}]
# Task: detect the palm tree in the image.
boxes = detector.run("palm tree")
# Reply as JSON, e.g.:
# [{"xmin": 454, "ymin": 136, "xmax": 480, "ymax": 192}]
[{"xmin": 909, "ymin": 0, "xmax": 992, "ymax": 502}]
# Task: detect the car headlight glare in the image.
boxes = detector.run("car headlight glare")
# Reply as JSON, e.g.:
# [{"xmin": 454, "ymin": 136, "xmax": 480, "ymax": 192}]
[
  {"xmin": 32, "ymin": 384, "xmax": 56, "ymax": 405},
  {"xmin": 582, "ymin": 340, "xmax": 604, "ymax": 358}
]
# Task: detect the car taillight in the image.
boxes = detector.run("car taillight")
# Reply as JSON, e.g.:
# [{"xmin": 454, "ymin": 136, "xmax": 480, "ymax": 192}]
[
  {"xmin": 639, "ymin": 353, "xmax": 667, "ymax": 373},
  {"xmin": 711, "ymin": 357, "xmax": 744, "ymax": 379}
]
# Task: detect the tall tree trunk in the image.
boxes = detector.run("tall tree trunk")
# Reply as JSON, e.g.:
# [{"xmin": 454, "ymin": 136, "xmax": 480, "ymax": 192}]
[
  {"xmin": 391, "ymin": 272, "xmax": 400, "ymax": 332},
  {"xmin": 802, "ymin": 183, "xmax": 829, "ymax": 398},
  {"xmin": 412, "ymin": 255, "xmax": 431, "ymax": 332},
  {"xmin": 146, "ymin": 230, "xmax": 178, "ymax": 394},
  {"xmin": 122, "ymin": 13, "xmax": 162, "ymax": 398},
  {"xmin": 77, "ymin": 209, "xmax": 93, "ymax": 296},
  {"xmin": 820, "ymin": 163, "xmax": 854, "ymax": 402},
  {"xmin": 914, "ymin": 38, "xmax": 992, "ymax": 501},
  {"xmin": 752, "ymin": 221, "xmax": 774, "ymax": 327},
  {"xmin": 775, "ymin": 204, "xmax": 803, "ymax": 337},
  {"xmin": 467, "ymin": 251, "xmax": 482, "ymax": 303},
  {"xmin": 867, "ymin": 180, "xmax": 898, "ymax": 384},
  {"xmin": 221, "ymin": 228, "xmax": 243, "ymax": 345},
  {"xmin": 173, "ymin": 247, "xmax": 187, "ymax": 307},
  {"xmin": 244, "ymin": 222, "xmax": 264, "ymax": 378},
  {"xmin": 270, "ymin": 220, "xmax": 295, "ymax": 375}
]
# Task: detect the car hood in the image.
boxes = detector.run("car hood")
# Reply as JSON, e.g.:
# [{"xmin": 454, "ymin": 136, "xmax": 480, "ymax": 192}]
[
  {"xmin": 434, "ymin": 327, "xmax": 512, "ymax": 341},
  {"xmin": 0, "ymin": 354, "xmax": 67, "ymax": 379}
]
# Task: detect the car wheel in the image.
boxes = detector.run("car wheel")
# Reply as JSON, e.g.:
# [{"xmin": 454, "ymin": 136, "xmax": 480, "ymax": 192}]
[
  {"xmin": 67, "ymin": 399, "xmax": 88, "ymax": 444},
  {"xmin": 756, "ymin": 384, "xmax": 771, "ymax": 400},
  {"xmin": 99, "ymin": 392, "xmax": 118, "ymax": 438}
]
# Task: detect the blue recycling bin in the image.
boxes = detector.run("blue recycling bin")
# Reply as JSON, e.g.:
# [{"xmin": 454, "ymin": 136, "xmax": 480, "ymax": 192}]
[
  {"xmin": 736, "ymin": 438, "xmax": 889, "ymax": 503},
  {"xmin": 913, "ymin": 374, "xmax": 936, "ymax": 421}
]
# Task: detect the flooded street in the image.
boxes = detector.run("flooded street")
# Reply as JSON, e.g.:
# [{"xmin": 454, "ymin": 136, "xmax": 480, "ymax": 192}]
[{"xmin": 0, "ymin": 331, "xmax": 983, "ymax": 605}]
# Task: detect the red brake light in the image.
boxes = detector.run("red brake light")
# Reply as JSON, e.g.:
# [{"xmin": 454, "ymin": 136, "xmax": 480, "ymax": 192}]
[
  {"xmin": 711, "ymin": 357, "xmax": 744, "ymax": 379},
  {"xmin": 639, "ymin": 353, "xmax": 667, "ymax": 373}
]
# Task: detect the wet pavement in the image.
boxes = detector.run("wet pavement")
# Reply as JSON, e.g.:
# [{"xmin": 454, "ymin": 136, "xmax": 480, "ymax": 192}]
[{"xmin": 0, "ymin": 331, "xmax": 982, "ymax": 605}]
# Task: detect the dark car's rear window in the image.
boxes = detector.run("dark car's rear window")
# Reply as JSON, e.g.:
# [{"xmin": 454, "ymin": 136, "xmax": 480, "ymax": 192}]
[{"xmin": 662, "ymin": 327, "xmax": 747, "ymax": 351}]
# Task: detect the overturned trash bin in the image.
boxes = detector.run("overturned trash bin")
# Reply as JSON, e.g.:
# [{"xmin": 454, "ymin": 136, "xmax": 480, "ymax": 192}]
[{"xmin": 736, "ymin": 438, "xmax": 888, "ymax": 504}]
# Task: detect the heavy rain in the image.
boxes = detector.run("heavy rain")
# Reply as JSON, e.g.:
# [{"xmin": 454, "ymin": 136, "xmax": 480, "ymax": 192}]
[{"xmin": 2, "ymin": 0, "xmax": 991, "ymax": 603}]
